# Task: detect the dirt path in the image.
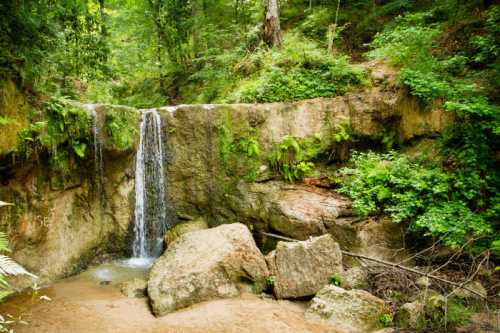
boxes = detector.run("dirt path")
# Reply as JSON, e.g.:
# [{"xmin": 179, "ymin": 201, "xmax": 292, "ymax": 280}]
[{"xmin": 0, "ymin": 266, "xmax": 340, "ymax": 333}]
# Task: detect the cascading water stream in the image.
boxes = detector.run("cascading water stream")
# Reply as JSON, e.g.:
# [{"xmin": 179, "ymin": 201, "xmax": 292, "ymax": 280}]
[
  {"xmin": 132, "ymin": 109, "xmax": 168, "ymax": 261},
  {"xmin": 86, "ymin": 104, "xmax": 105, "ymax": 203}
]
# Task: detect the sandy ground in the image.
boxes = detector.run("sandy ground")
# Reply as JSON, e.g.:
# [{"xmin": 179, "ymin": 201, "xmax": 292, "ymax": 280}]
[{"xmin": 0, "ymin": 262, "xmax": 340, "ymax": 333}]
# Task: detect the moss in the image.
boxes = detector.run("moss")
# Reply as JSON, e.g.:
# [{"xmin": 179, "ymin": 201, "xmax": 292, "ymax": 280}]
[
  {"xmin": 215, "ymin": 108, "xmax": 264, "ymax": 183},
  {"xmin": 104, "ymin": 106, "xmax": 138, "ymax": 151},
  {"xmin": 0, "ymin": 81, "xmax": 30, "ymax": 155}
]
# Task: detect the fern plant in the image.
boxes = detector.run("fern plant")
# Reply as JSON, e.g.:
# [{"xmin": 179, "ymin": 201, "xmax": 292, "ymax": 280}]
[
  {"xmin": 269, "ymin": 135, "xmax": 319, "ymax": 182},
  {"xmin": 0, "ymin": 203, "xmax": 36, "ymax": 301}
]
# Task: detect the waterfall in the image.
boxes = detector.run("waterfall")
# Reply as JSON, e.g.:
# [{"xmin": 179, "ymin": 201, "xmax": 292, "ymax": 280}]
[
  {"xmin": 86, "ymin": 104, "xmax": 105, "ymax": 203},
  {"xmin": 132, "ymin": 110, "xmax": 167, "ymax": 259}
]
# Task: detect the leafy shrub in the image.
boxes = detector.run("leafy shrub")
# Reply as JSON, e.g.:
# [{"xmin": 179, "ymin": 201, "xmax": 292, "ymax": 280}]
[
  {"xmin": 368, "ymin": 12, "xmax": 441, "ymax": 68},
  {"xmin": 269, "ymin": 135, "xmax": 327, "ymax": 182},
  {"xmin": 339, "ymin": 152, "xmax": 494, "ymax": 248},
  {"xmin": 365, "ymin": 8, "xmax": 500, "ymax": 255},
  {"xmin": 297, "ymin": 8, "xmax": 334, "ymax": 41},
  {"xmin": 230, "ymin": 33, "xmax": 366, "ymax": 103},
  {"xmin": 16, "ymin": 98, "xmax": 92, "ymax": 181}
]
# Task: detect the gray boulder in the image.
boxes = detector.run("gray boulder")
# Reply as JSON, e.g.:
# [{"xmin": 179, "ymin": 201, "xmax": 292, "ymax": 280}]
[
  {"xmin": 266, "ymin": 234, "xmax": 343, "ymax": 299},
  {"xmin": 306, "ymin": 285, "xmax": 390, "ymax": 333},
  {"xmin": 148, "ymin": 223, "xmax": 269, "ymax": 316}
]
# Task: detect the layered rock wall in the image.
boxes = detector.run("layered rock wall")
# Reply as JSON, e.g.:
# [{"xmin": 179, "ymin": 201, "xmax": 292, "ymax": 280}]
[{"xmin": 0, "ymin": 77, "xmax": 448, "ymax": 282}]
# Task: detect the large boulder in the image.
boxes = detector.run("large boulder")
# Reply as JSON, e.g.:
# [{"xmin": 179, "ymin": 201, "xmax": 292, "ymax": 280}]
[
  {"xmin": 230, "ymin": 181, "xmax": 407, "ymax": 263},
  {"xmin": 231, "ymin": 181, "xmax": 352, "ymax": 240},
  {"xmin": 306, "ymin": 285, "xmax": 391, "ymax": 333},
  {"xmin": 266, "ymin": 234, "xmax": 343, "ymax": 299},
  {"xmin": 325, "ymin": 216, "xmax": 409, "ymax": 263},
  {"xmin": 148, "ymin": 223, "xmax": 269, "ymax": 316}
]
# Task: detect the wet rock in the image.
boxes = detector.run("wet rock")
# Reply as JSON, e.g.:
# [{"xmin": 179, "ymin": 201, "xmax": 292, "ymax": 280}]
[
  {"xmin": 0, "ymin": 149, "xmax": 135, "ymax": 285},
  {"xmin": 148, "ymin": 223, "xmax": 269, "ymax": 316},
  {"xmin": 164, "ymin": 216, "xmax": 209, "ymax": 246},
  {"xmin": 306, "ymin": 285, "xmax": 390, "ymax": 333},
  {"xmin": 119, "ymin": 278, "xmax": 147, "ymax": 298},
  {"xmin": 266, "ymin": 234, "xmax": 343, "ymax": 299}
]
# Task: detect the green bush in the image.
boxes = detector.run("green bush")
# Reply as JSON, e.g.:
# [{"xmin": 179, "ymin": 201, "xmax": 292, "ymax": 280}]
[
  {"xmin": 230, "ymin": 33, "xmax": 366, "ymax": 103},
  {"xmin": 339, "ymin": 152, "xmax": 494, "ymax": 249},
  {"xmin": 16, "ymin": 97, "xmax": 92, "ymax": 179},
  {"xmin": 268, "ymin": 135, "xmax": 330, "ymax": 182}
]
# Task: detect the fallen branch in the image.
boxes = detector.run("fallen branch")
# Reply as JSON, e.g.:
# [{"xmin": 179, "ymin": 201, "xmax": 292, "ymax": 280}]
[{"xmin": 259, "ymin": 231, "xmax": 488, "ymax": 301}]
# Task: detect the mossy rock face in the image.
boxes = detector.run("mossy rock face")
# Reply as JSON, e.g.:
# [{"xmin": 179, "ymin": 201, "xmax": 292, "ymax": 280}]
[
  {"xmin": 102, "ymin": 105, "xmax": 139, "ymax": 152},
  {"xmin": 0, "ymin": 81, "xmax": 30, "ymax": 155},
  {"xmin": 160, "ymin": 92, "xmax": 449, "ymax": 224},
  {"xmin": 0, "ymin": 147, "xmax": 135, "ymax": 285}
]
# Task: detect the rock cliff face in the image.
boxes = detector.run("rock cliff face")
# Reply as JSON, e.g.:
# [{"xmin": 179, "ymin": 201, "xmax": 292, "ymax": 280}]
[
  {"xmin": 161, "ymin": 89, "xmax": 449, "ymax": 225},
  {"xmin": 0, "ymin": 146, "xmax": 135, "ymax": 284},
  {"xmin": 0, "ymin": 67, "xmax": 448, "ymax": 282}
]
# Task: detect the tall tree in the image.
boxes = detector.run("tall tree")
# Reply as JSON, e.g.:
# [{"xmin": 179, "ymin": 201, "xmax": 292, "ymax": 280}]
[{"xmin": 263, "ymin": 0, "xmax": 283, "ymax": 48}]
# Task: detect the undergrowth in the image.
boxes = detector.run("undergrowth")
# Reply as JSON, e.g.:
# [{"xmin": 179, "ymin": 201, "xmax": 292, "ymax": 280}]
[{"xmin": 340, "ymin": 5, "xmax": 500, "ymax": 255}]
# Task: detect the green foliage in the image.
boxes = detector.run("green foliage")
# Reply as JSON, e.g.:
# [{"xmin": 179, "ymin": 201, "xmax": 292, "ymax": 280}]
[
  {"xmin": 0, "ymin": 0, "xmax": 109, "ymax": 96},
  {"xmin": 265, "ymin": 276, "xmax": 275, "ymax": 288},
  {"xmin": 0, "ymin": 224, "xmax": 36, "ymax": 302},
  {"xmin": 269, "ymin": 134, "xmax": 330, "ymax": 182},
  {"xmin": 364, "ymin": 5, "xmax": 500, "ymax": 255},
  {"xmin": 339, "ymin": 152, "xmax": 495, "ymax": 249},
  {"xmin": 333, "ymin": 123, "xmax": 350, "ymax": 143},
  {"xmin": 0, "ymin": 116, "xmax": 12, "ymax": 126},
  {"xmin": 329, "ymin": 274, "xmax": 342, "ymax": 287},
  {"xmin": 426, "ymin": 297, "xmax": 474, "ymax": 331},
  {"xmin": 232, "ymin": 33, "xmax": 366, "ymax": 103},
  {"xmin": 217, "ymin": 123, "xmax": 262, "ymax": 182},
  {"xmin": 16, "ymin": 98, "xmax": 92, "ymax": 179},
  {"xmin": 105, "ymin": 108, "xmax": 137, "ymax": 151},
  {"xmin": 379, "ymin": 313, "xmax": 393, "ymax": 327}
]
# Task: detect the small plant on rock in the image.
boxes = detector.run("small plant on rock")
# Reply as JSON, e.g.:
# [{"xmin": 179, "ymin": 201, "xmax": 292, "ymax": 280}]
[{"xmin": 329, "ymin": 274, "xmax": 343, "ymax": 287}]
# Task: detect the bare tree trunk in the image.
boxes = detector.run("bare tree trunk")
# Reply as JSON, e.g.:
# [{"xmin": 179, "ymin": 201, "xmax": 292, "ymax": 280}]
[
  {"xmin": 192, "ymin": 0, "xmax": 199, "ymax": 54},
  {"xmin": 99, "ymin": 0, "xmax": 107, "ymax": 36},
  {"xmin": 328, "ymin": 0, "xmax": 341, "ymax": 56},
  {"xmin": 263, "ymin": 0, "xmax": 283, "ymax": 48}
]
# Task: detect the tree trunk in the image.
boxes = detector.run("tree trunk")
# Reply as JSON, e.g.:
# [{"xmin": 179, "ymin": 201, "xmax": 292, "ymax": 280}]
[
  {"xmin": 263, "ymin": 0, "xmax": 283, "ymax": 48},
  {"xmin": 99, "ymin": 0, "xmax": 107, "ymax": 36}
]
